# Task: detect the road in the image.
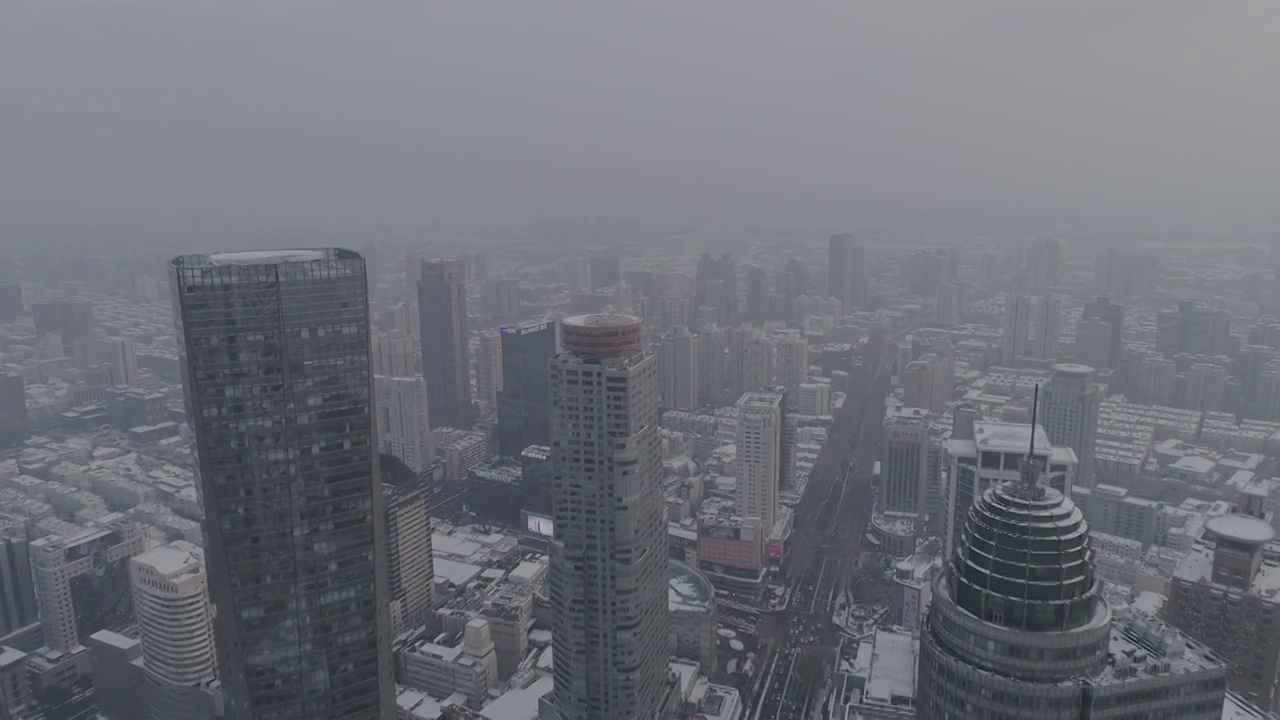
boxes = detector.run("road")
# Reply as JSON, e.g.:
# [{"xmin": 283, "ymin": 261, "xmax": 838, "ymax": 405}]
[{"xmin": 747, "ymin": 331, "xmax": 895, "ymax": 719}]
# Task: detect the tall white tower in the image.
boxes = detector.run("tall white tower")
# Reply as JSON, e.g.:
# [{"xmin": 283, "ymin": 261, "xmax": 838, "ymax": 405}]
[
  {"xmin": 475, "ymin": 329, "xmax": 503, "ymax": 412},
  {"xmin": 549, "ymin": 315, "xmax": 669, "ymax": 720},
  {"xmin": 735, "ymin": 391, "xmax": 784, "ymax": 537},
  {"xmin": 774, "ymin": 331, "xmax": 809, "ymax": 408},
  {"xmin": 1041, "ymin": 364, "xmax": 1100, "ymax": 488},
  {"xmin": 374, "ymin": 375, "xmax": 436, "ymax": 475}
]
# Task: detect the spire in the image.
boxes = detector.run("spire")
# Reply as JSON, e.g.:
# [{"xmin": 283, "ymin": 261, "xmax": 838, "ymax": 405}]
[{"xmin": 1018, "ymin": 383, "xmax": 1043, "ymax": 495}]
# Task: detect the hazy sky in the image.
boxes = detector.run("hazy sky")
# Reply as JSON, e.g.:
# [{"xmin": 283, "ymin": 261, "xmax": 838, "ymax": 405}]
[{"xmin": 1, "ymin": 1, "xmax": 1276, "ymax": 232}]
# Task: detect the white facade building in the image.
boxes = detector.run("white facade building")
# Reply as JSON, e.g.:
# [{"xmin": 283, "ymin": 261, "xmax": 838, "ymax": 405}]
[
  {"xmin": 735, "ymin": 392, "xmax": 784, "ymax": 537},
  {"xmin": 374, "ymin": 375, "xmax": 436, "ymax": 476}
]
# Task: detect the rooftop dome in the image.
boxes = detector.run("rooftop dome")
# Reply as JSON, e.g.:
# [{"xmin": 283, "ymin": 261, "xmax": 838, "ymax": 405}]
[{"xmin": 949, "ymin": 479, "xmax": 1100, "ymax": 632}]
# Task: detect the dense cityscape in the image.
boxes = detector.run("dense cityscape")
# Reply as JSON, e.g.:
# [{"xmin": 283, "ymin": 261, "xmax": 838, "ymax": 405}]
[{"xmin": 0, "ymin": 232, "xmax": 1278, "ymax": 720}]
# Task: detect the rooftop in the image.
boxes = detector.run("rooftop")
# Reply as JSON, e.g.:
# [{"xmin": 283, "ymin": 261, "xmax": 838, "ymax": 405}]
[{"xmin": 1205, "ymin": 514, "xmax": 1275, "ymax": 545}]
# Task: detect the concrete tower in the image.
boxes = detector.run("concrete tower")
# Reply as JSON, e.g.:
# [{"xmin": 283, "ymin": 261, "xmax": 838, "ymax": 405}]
[
  {"xmin": 1041, "ymin": 364, "xmax": 1101, "ymax": 488},
  {"xmin": 419, "ymin": 258, "xmax": 471, "ymax": 428},
  {"xmin": 549, "ymin": 315, "xmax": 668, "ymax": 720},
  {"xmin": 735, "ymin": 391, "xmax": 784, "ymax": 536}
]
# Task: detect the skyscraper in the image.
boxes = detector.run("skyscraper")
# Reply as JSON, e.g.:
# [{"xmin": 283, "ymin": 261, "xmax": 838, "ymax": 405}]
[
  {"xmin": 0, "ymin": 528, "xmax": 38, "ymax": 644},
  {"xmin": 1000, "ymin": 292, "xmax": 1032, "ymax": 364},
  {"xmin": 827, "ymin": 233, "xmax": 865, "ymax": 313},
  {"xmin": 380, "ymin": 454, "xmax": 434, "ymax": 636},
  {"xmin": 917, "ymin": 459, "xmax": 1226, "ymax": 719},
  {"xmin": 736, "ymin": 391, "xmax": 784, "ymax": 536},
  {"xmin": 1082, "ymin": 296, "xmax": 1125, "ymax": 370},
  {"xmin": 1041, "ymin": 364, "xmax": 1101, "ymax": 488},
  {"xmin": 773, "ymin": 331, "xmax": 808, "ymax": 408},
  {"xmin": 548, "ymin": 315, "xmax": 668, "ymax": 720},
  {"xmin": 373, "ymin": 374, "xmax": 436, "ymax": 476},
  {"xmin": 474, "ymin": 330, "xmax": 502, "ymax": 412},
  {"xmin": 694, "ymin": 253, "xmax": 738, "ymax": 325},
  {"xmin": 658, "ymin": 325, "xmax": 699, "ymax": 411},
  {"xmin": 0, "ymin": 374, "xmax": 28, "ymax": 449},
  {"xmin": 170, "ymin": 249, "xmax": 393, "ymax": 720},
  {"xmin": 1135, "ymin": 356, "xmax": 1177, "ymax": 407},
  {"xmin": 880, "ymin": 407, "xmax": 931, "ymax": 517},
  {"xmin": 1033, "ymin": 294, "xmax": 1062, "ymax": 359},
  {"xmin": 497, "ymin": 320, "xmax": 557, "ymax": 456},
  {"xmin": 419, "ymin": 258, "xmax": 471, "ymax": 428}
]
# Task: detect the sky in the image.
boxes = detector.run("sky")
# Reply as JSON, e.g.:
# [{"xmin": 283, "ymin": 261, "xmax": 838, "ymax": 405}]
[{"xmin": 0, "ymin": 0, "xmax": 1277, "ymax": 234}]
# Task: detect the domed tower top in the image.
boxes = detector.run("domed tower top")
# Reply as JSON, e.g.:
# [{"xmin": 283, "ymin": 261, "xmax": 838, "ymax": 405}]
[{"xmin": 559, "ymin": 314, "xmax": 644, "ymax": 358}]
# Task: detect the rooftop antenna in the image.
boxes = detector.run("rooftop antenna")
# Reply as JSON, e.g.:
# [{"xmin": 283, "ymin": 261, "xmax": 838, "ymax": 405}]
[{"xmin": 1020, "ymin": 383, "xmax": 1042, "ymax": 492}]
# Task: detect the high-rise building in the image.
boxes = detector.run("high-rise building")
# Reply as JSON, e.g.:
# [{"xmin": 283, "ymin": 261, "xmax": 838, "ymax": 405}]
[
  {"xmin": 483, "ymin": 278, "xmax": 522, "ymax": 325},
  {"xmin": 1000, "ymin": 292, "xmax": 1032, "ymax": 364},
  {"xmin": 1072, "ymin": 317, "xmax": 1112, "ymax": 374},
  {"xmin": 380, "ymin": 454, "xmax": 434, "ymax": 635},
  {"xmin": 374, "ymin": 375, "xmax": 436, "ymax": 476},
  {"xmin": 1135, "ymin": 356, "xmax": 1177, "ymax": 407},
  {"xmin": 945, "ymin": 421, "xmax": 1076, "ymax": 558},
  {"xmin": 474, "ymin": 330, "xmax": 502, "ymax": 412},
  {"xmin": 130, "ymin": 541, "xmax": 220, "ymax": 720},
  {"xmin": 1032, "ymin": 294, "xmax": 1062, "ymax": 359},
  {"xmin": 735, "ymin": 392, "xmax": 783, "ymax": 537},
  {"xmin": 932, "ymin": 280, "xmax": 966, "ymax": 324},
  {"xmin": 548, "ymin": 315, "xmax": 668, "ymax": 720},
  {"xmin": 0, "ymin": 374, "xmax": 28, "ymax": 449},
  {"xmin": 1185, "ymin": 362, "xmax": 1227, "ymax": 413},
  {"xmin": 1082, "ymin": 297, "xmax": 1125, "ymax": 370},
  {"xmin": 587, "ymin": 256, "xmax": 621, "ymax": 290},
  {"xmin": 0, "ymin": 281, "xmax": 22, "ymax": 323},
  {"xmin": 1040, "ymin": 364, "xmax": 1101, "ymax": 488},
  {"xmin": 1094, "ymin": 248, "xmax": 1158, "ymax": 299},
  {"xmin": 797, "ymin": 382, "xmax": 831, "ymax": 416},
  {"xmin": 0, "ymin": 529, "xmax": 38, "ymax": 644},
  {"xmin": 419, "ymin": 258, "xmax": 471, "ymax": 428},
  {"xmin": 733, "ymin": 328, "xmax": 774, "ymax": 398},
  {"xmin": 658, "ymin": 325, "xmax": 699, "ymax": 412},
  {"xmin": 30, "ymin": 515, "xmax": 145, "ymax": 651},
  {"xmin": 97, "ymin": 336, "xmax": 139, "ymax": 387},
  {"xmin": 697, "ymin": 325, "xmax": 727, "ymax": 407},
  {"xmin": 372, "ymin": 331, "xmax": 417, "ymax": 377},
  {"xmin": 745, "ymin": 266, "xmax": 768, "ymax": 324},
  {"xmin": 827, "ymin": 234, "xmax": 865, "ymax": 313},
  {"xmin": 902, "ymin": 354, "xmax": 951, "ymax": 414},
  {"xmin": 1023, "ymin": 235, "xmax": 1063, "ymax": 287},
  {"xmin": 170, "ymin": 249, "xmax": 394, "ymax": 719},
  {"xmin": 880, "ymin": 407, "xmax": 931, "ymax": 517},
  {"xmin": 773, "ymin": 331, "xmax": 808, "ymax": 408},
  {"xmin": 917, "ymin": 464, "xmax": 1226, "ymax": 719},
  {"xmin": 497, "ymin": 320, "xmax": 557, "ymax": 456},
  {"xmin": 695, "ymin": 253, "xmax": 738, "ymax": 325},
  {"xmin": 31, "ymin": 297, "xmax": 95, "ymax": 344}
]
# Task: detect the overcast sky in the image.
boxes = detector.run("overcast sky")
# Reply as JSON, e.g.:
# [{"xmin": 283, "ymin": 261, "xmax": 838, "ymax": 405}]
[{"xmin": 0, "ymin": 0, "xmax": 1276, "ymax": 233}]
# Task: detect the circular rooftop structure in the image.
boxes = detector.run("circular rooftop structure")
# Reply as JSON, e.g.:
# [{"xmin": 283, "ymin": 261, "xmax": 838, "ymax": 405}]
[
  {"xmin": 560, "ymin": 314, "xmax": 644, "ymax": 357},
  {"xmin": 950, "ymin": 481, "xmax": 1099, "ymax": 633},
  {"xmin": 1206, "ymin": 514, "xmax": 1275, "ymax": 545},
  {"xmin": 1051, "ymin": 363, "xmax": 1096, "ymax": 378},
  {"xmin": 669, "ymin": 559, "xmax": 714, "ymax": 614}
]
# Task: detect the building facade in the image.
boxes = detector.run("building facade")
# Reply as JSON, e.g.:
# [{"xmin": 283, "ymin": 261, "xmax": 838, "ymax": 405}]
[
  {"xmin": 419, "ymin": 258, "xmax": 471, "ymax": 428},
  {"xmin": 171, "ymin": 249, "xmax": 394, "ymax": 719},
  {"xmin": 374, "ymin": 375, "xmax": 436, "ymax": 476},
  {"xmin": 735, "ymin": 392, "xmax": 783, "ymax": 537},
  {"xmin": 497, "ymin": 320, "xmax": 557, "ymax": 456},
  {"xmin": 1041, "ymin": 364, "xmax": 1101, "ymax": 487},
  {"xmin": 827, "ymin": 234, "xmax": 865, "ymax": 313},
  {"xmin": 548, "ymin": 315, "xmax": 669, "ymax": 720}
]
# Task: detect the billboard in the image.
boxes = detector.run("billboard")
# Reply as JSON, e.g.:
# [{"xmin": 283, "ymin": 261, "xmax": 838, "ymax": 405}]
[{"xmin": 523, "ymin": 511, "xmax": 554, "ymax": 538}]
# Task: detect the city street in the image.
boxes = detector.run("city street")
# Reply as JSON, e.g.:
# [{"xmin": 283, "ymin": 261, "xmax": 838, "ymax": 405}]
[{"xmin": 747, "ymin": 332, "xmax": 895, "ymax": 719}]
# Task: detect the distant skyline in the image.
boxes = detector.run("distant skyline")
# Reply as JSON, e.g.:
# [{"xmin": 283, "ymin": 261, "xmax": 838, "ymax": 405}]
[{"xmin": 1, "ymin": 1, "xmax": 1278, "ymax": 234}]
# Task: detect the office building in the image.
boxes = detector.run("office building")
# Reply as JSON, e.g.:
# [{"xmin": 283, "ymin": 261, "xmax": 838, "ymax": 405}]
[
  {"xmin": 88, "ymin": 631, "xmax": 145, "ymax": 720},
  {"xmin": 658, "ymin": 325, "xmax": 699, "ymax": 412},
  {"xmin": 373, "ymin": 331, "xmax": 417, "ymax": 378},
  {"xmin": 381, "ymin": 454, "xmax": 434, "ymax": 635},
  {"xmin": 0, "ymin": 531, "xmax": 38, "ymax": 645},
  {"xmin": 903, "ymin": 354, "xmax": 951, "ymax": 414},
  {"xmin": 1082, "ymin": 296, "xmax": 1125, "ymax": 370},
  {"xmin": 0, "ymin": 374, "xmax": 27, "ymax": 449},
  {"xmin": 419, "ymin": 258, "xmax": 471, "ymax": 428},
  {"xmin": 1000, "ymin": 292, "xmax": 1032, "ymax": 364},
  {"xmin": 1072, "ymin": 317, "xmax": 1112, "ymax": 375},
  {"xmin": 31, "ymin": 297, "xmax": 95, "ymax": 344},
  {"xmin": 774, "ymin": 331, "xmax": 808, "ymax": 407},
  {"xmin": 945, "ymin": 421, "xmax": 1076, "ymax": 558},
  {"xmin": 916, "ymin": 464, "xmax": 1226, "ymax": 719},
  {"xmin": 1135, "ymin": 356, "xmax": 1177, "ymax": 407},
  {"xmin": 1167, "ymin": 513, "xmax": 1280, "ymax": 710},
  {"xmin": 1033, "ymin": 294, "xmax": 1062, "ymax": 359},
  {"xmin": 736, "ymin": 392, "xmax": 783, "ymax": 538},
  {"xmin": 695, "ymin": 253, "xmax": 738, "ymax": 325},
  {"xmin": 733, "ymin": 328, "xmax": 774, "ymax": 398},
  {"xmin": 1185, "ymin": 362, "xmax": 1227, "ymax": 413},
  {"xmin": 587, "ymin": 256, "xmax": 621, "ymax": 290},
  {"xmin": 548, "ymin": 315, "xmax": 668, "ymax": 720},
  {"xmin": 97, "ymin": 336, "xmax": 139, "ymax": 387},
  {"xmin": 171, "ymin": 249, "xmax": 394, "ymax": 719},
  {"xmin": 797, "ymin": 382, "xmax": 831, "ymax": 416},
  {"xmin": 497, "ymin": 320, "xmax": 557, "ymax": 457},
  {"xmin": 1094, "ymin": 249, "xmax": 1157, "ymax": 299},
  {"xmin": 474, "ymin": 330, "xmax": 502, "ymax": 412},
  {"xmin": 745, "ymin": 265, "xmax": 768, "ymax": 323},
  {"xmin": 30, "ymin": 515, "xmax": 145, "ymax": 652},
  {"xmin": 827, "ymin": 234, "xmax": 865, "ymax": 312},
  {"xmin": 1040, "ymin": 364, "xmax": 1101, "ymax": 488},
  {"xmin": 0, "ymin": 281, "xmax": 22, "ymax": 323},
  {"xmin": 1070, "ymin": 484, "xmax": 1164, "ymax": 548},
  {"xmin": 0, "ymin": 645, "xmax": 32, "ymax": 719},
  {"xmin": 374, "ymin": 375, "xmax": 436, "ymax": 476},
  {"xmin": 400, "ymin": 620, "xmax": 498, "ymax": 710},
  {"xmin": 483, "ymin": 278, "xmax": 522, "ymax": 325},
  {"xmin": 1024, "ymin": 235, "xmax": 1063, "ymax": 287},
  {"xmin": 130, "ymin": 542, "xmax": 220, "ymax": 720},
  {"xmin": 880, "ymin": 407, "xmax": 931, "ymax": 517}
]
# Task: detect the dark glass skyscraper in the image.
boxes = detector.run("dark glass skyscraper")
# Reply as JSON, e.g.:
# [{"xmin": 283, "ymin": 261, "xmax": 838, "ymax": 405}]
[
  {"xmin": 170, "ymin": 249, "xmax": 394, "ymax": 720},
  {"xmin": 496, "ymin": 320, "xmax": 557, "ymax": 456},
  {"xmin": 418, "ymin": 258, "xmax": 471, "ymax": 428}
]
